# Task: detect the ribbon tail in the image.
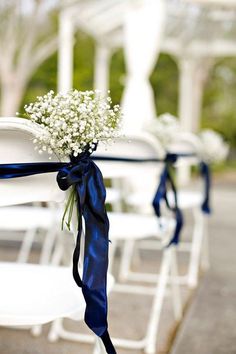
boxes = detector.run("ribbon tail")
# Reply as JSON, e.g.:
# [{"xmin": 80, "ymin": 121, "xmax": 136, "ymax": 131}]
[
  {"xmin": 166, "ymin": 166, "xmax": 183, "ymax": 245},
  {"xmin": 81, "ymin": 162, "xmax": 116, "ymax": 353},
  {"xmin": 101, "ymin": 330, "xmax": 117, "ymax": 354},
  {"xmin": 152, "ymin": 165, "xmax": 168, "ymax": 217},
  {"xmin": 72, "ymin": 191, "xmax": 83, "ymax": 288},
  {"xmin": 167, "ymin": 207, "xmax": 184, "ymax": 246},
  {"xmin": 200, "ymin": 162, "xmax": 211, "ymax": 214}
]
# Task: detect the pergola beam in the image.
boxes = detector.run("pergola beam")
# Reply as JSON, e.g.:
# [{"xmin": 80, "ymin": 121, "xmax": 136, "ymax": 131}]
[
  {"xmin": 162, "ymin": 39, "xmax": 236, "ymax": 58},
  {"xmin": 184, "ymin": 0, "xmax": 236, "ymax": 7}
]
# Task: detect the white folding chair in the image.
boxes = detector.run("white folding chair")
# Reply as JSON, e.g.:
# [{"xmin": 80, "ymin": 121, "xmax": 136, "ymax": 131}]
[
  {"xmin": 0, "ymin": 117, "xmax": 114, "ymax": 353},
  {"xmin": 97, "ymin": 134, "xmax": 183, "ymax": 354},
  {"xmin": 126, "ymin": 132, "xmax": 209, "ymax": 288},
  {"xmin": 49, "ymin": 133, "xmax": 183, "ymax": 354},
  {"xmin": 168, "ymin": 132, "xmax": 210, "ymax": 287}
]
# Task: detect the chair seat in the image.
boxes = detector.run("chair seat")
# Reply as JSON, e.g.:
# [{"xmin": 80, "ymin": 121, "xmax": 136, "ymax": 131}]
[
  {"xmin": 167, "ymin": 190, "xmax": 202, "ymax": 209},
  {"xmin": 0, "ymin": 262, "xmax": 114, "ymax": 327},
  {"xmin": 108, "ymin": 212, "xmax": 175, "ymax": 241},
  {"xmin": 126, "ymin": 190, "xmax": 202, "ymax": 211},
  {"xmin": 0, "ymin": 206, "xmax": 59, "ymax": 230}
]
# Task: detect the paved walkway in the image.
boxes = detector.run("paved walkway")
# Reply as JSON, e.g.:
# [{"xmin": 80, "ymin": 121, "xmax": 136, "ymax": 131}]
[{"xmin": 171, "ymin": 184, "xmax": 236, "ymax": 354}]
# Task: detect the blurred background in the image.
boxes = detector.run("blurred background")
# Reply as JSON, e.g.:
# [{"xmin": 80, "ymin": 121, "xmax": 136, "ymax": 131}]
[{"xmin": 0, "ymin": 0, "xmax": 236, "ymax": 175}]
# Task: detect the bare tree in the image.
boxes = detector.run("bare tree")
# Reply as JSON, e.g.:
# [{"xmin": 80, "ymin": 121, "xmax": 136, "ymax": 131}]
[{"xmin": 0, "ymin": 0, "xmax": 59, "ymax": 116}]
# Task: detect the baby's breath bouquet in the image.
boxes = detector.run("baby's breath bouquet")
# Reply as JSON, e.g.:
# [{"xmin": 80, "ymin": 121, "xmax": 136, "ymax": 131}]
[
  {"xmin": 24, "ymin": 89, "xmax": 122, "ymax": 159},
  {"xmin": 146, "ymin": 113, "xmax": 181, "ymax": 148},
  {"xmin": 198, "ymin": 129, "xmax": 229, "ymax": 164},
  {"xmin": 23, "ymin": 89, "xmax": 122, "ymax": 229}
]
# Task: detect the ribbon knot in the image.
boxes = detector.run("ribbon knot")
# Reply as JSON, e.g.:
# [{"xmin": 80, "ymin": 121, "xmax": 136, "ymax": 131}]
[
  {"xmin": 57, "ymin": 158, "xmax": 91, "ymax": 191},
  {"xmin": 165, "ymin": 152, "xmax": 178, "ymax": 164}
]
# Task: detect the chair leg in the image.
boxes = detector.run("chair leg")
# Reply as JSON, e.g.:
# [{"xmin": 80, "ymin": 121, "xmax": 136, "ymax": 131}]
[
  {"xmin": 118, "ymin": 240, "xmax": 135, "ymax": 281},
  {"xmin": 48, "ymin": 318, "xmax": 63, "ymax": 342},
  {"xmin": 39, "ymin": 227, "xmax": 58, "ymax": 264},
  {"xmin": 17, "ymin": 228, "xmax": 37, "ymax": 263},
  {"xmin": 93, "ymin": 337, "xmax": 107, "ymax": 354},
  {"xmin": 200, "ymin": 217, "xmax": 210, "ymax": 271},
  {"xmin": 144, "ymin": 247, "xmax": 172, "ymax": 354},
  {"xmin": 108, "ymin": 239, "xmax": 118, "ymax": 273},
  {"xmin": 187, "ymin": 209, "xmax": 204, "ymax": 288},
  {"xmin": 50, "ymin": 239, "xmax": 64, "ymax": 265},
  {"xmin": 170, "ymin": 248, "xmax": 182, "ymax": 321},
  {"xmin": 31, "ymin": 325, "xmax": 43, "ymax": 337}
]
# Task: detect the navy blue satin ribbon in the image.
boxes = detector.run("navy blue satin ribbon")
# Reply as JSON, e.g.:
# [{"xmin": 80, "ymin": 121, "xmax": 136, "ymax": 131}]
[
  {"xmin": 200, "ymin": 161, "xmax": 211, "ymax": 214},
  {"xmin": 163, "ymin": 154, "xmax": 211, "ymax": 214},
  {"xmin": 152, "ymin": 153, "xmax": 183, "ymax": 245},
  {"xmin": 0, "ymin": 154, "xmax": 116, "ymax": 354}
]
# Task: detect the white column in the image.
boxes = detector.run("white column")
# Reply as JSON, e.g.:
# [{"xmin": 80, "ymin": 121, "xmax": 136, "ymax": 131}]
[
  {"xmin": 58, "ymin": 10, "xmax": 74, "ymax": 94},
  {"xmin": 178, "ymin": 57, "xmax": 212, "ymax": 185},
  {"xmin": 178, "ymin": 58, "xmax": 196, "ymax": 132},
  {"xmin": 94, "ymin": 44, "xmax": 111, "ymax": 95},
  {"xmin": 178, "ymin": 58, "xmax": 202, "ymax": 185}
]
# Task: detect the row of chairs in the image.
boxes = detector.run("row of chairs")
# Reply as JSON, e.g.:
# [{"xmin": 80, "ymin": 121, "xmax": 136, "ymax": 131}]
[{"xmin": 0, "ymin": 117, "xmax": 210, "ymax": 353}]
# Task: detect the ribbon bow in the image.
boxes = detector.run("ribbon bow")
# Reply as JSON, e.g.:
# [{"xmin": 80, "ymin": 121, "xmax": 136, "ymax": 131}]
[{"xmin": 0, "ymin": 153, "xmax": 116, "ymax": 354}]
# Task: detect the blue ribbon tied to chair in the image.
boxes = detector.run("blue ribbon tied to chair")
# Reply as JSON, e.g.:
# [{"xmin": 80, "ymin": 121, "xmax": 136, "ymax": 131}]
[
  {"xmin": 152, "ymin": 153, "xmax": 184, "ymax": 246},
  {"xmin": 199, "ymin": 161, "xmax": 211, "ymax": 214},
  {"xmin": 94, "ymin": 152, "xmax": 211, "ymax": 245},
  {"xmin": 0, "ymin": 150, "xmax": 116, "ymax": 354},
  {"xmin": 152, "ymin": 152, "xmax": 211, "ymax": 245}
]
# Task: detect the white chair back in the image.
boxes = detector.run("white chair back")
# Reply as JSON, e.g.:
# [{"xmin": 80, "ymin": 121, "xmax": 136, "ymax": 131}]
[
  {"xmin": 94, "ymin": 132, "xmax": 166, "ymax": 208},
  {"xmin": 95, "ymin": 132, "xmax": 165, "ymax": 175},
  {"xmin": 0, "ymin": 117, "xmax": 65, "ymax": 207},
  {"xmin": 167, "ymin": 132, "xmax": 202, "ymax": 167}
]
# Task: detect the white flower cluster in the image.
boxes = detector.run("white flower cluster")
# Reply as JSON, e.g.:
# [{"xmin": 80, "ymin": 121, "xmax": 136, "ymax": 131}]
[
  {"xmin": 146, "ymin": 113, "xmax": 180, "ymax": 148},
  {"xmin": 198, "ymin": 129, "xmax": 229, "ymax": 164},
  {"xmin": 24, "ymin": 89, "xmax": 122, "ymax": 158}
]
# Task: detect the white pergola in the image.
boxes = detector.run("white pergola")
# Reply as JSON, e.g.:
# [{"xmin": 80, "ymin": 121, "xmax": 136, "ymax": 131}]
[{"xmin": 58, "ymin": 0, "xmax": 236, "ymax": 135}]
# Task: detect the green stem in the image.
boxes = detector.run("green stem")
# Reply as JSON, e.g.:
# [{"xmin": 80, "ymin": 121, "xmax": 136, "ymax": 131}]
[{"xmin": 61, "ymin": 186, "xmax": 76, "ymax": 231}]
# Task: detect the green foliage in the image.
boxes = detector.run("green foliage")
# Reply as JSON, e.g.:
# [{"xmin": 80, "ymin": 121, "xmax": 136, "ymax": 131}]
[
  {"xmin": 151, "ymin": 53, "xmax": 178, "ymax": 117},
  {"xmin": 21, "ymin": 31, "xmax": 95, "ymax": 110},
  {"xmin": 110, "ymin": 48, "xmax": 126, "ymax": 105},
  {"xmin": 73, "ymin": 32, "xmax": 94, "ymax": 90},
  {"xmin": 202, "ymin": 58, "xmax": 236, "ymax": 147}
]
